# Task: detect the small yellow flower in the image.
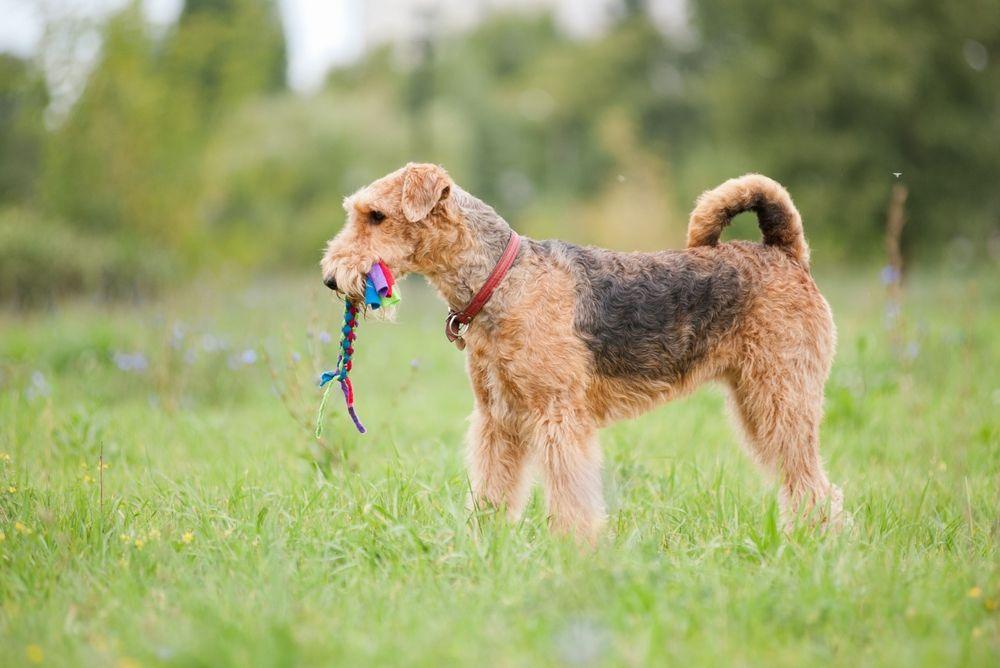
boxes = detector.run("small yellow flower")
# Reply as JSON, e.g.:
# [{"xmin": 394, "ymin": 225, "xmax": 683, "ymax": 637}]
[
  {"xmin": 181, "ymin": 531, "xmax": 194, "ymax": 544},
  {"xmin": 0, "ymin": 452, "xmax": 11, "ymax": 462},
  {"xmin": 26, "ymin": 644, "xmax": 44, "ymax": 664},
  {"xmin": 100, "ymin": 462, "xmax": 110, "ymax": 470},
  {"xmin": 133, "ymin": 538, "xmax": 144, "ymax": 549},
  {"xmin": 120, "ymin": 533, "xmax": 130, "ymax": 543},
  {"xmin": 8, "ymin": 486, "xmax": 16, "ymax": 494},
  {"xmin": 0, "ymin": 530, "xmax": 5, "ymax": 542},
  {"xmin": 968, "ymin": 586, "xmax": 983, "ymax": 599},
  {"xmin": 14, "ymin": 522, "xmax": 32, "ymax": 535},
  {"xmin": 82, "ymin": 474, "xmax": 94, "ymax": 484}
]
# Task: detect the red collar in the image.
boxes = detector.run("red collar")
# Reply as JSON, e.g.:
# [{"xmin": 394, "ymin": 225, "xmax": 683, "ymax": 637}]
[{"xmin": 445, "ymin": 231, "xmax": 521, "ymax": 350}]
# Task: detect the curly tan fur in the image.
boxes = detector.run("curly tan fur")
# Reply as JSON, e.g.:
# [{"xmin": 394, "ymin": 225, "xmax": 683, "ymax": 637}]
[
  {"xmin": 322, "ymin": 164, "xmax": 843, "ymax": 543},
  {"xmin": 687, "ymin": 173, "xmax": 810, "ymax": 267}
]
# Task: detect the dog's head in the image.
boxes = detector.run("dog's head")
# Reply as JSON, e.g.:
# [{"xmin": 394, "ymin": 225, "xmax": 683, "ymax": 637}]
[{"xmin": 321, "ymin": 163, "xmax": 465, "ymax": 299}]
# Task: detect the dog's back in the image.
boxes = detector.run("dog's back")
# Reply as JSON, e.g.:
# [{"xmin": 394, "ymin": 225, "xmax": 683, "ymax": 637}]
[
  {"xmin": 544, "ymin": 241, "xmax": 750, "ymax": 383},
  {"xmin": 534, "ymin": 173, "xmax": 822, "ymax": 386}
]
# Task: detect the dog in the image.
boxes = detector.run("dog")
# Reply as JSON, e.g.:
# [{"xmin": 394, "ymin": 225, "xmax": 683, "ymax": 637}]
[{"xmin": 321, "ymin": 163, "xmax": 842, "ymax": 542}]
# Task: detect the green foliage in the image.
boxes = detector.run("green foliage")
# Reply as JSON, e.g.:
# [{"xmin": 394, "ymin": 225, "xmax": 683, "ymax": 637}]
[
  {"xmin": 0, "ymin": 269, "xmax": 997, "ymax": 665},
  {"xmin": 430, "ymin": 15, "xmax": 686, "ymax": 216},
  {"xmin": 43, "ymin": 6, "xmax": 191, "ymax": 241},
  {"xmin": 693, "ymin": 0, "xmax": 1000, "ymax": 256},
  {"xmin": 2, "ymin": 1, "xmax": 997, "ymax": 306},
  {"xmin": 185, "ymin": 3, "xmax": 1000, "ymax": 270},
  {"xmin": 0, "ymin": 55, "xmax": 47, "ymax": 205},
  {"xmin": 169, "ymin": 0, "xmax": 286, "ymax": 120},
  {"xmin": 0, "ymin": 208, "xmax": 170, "ymax": 307},
  {"xmin": 197, "ymin": 92, "xmax": 412, "ymax": 268},
  {"xmin": 42, "ymin": 0, "xmax": 286, "ymax": 251},
  {"xmin": 202, "ymin": 14, "xmax": 698, "ymax": 256}
]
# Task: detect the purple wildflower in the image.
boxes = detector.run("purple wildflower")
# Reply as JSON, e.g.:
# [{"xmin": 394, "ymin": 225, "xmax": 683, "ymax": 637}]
[
  {"xmin": 113, "ymin": 352, "xmax": 149, "ymax": 373},
  {"xmin": 880, "ymin": 265, "xmax": 900, "ymax": 286},
  {"xmin": 201, "ymin": 334, "xmax": 224, "ymax": 353},
  {"xmin": 25, "ymin": 371, "xmax": 50, "ymax": 400},
  {"xmin": 171, "ymin": 323, "xmax": 186, "ymax": 349}
]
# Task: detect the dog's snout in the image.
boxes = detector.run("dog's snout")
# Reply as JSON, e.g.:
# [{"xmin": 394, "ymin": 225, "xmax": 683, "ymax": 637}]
[{"xmin": 323, "ymin": 275, "xmax": 338, "ymax": 291}]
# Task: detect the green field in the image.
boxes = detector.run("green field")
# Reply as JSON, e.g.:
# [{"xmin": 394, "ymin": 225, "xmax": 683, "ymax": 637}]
[{"xmin": 1, "ymin": 267, "xmax": 997, "ymax": 667}]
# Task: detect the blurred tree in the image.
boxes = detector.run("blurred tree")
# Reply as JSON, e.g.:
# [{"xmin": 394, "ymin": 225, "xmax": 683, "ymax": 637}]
[
  {"xmin": 198, "ymin": 90, "xmax": 411, "ymax": 267},
  {"xmin": 429, "ymin": 12, "xmax": 691, "ymax": 237},
  {"xmin": 693, "ymin": 0, "xmax": 1000, "ymax": 257},
  {"xmin": 622, "ymin": 0, "xmax": 647, "ymax": 19},
  {"xmin": 436, "ymin": 16, "xmax": 568, "ymax": 209},
  {"xmin": 43, "ymin": 5, "xmax": 176, "ymax": 239},
  {"xmin": 403, "ymin": 6, "xmax": 437, "ymax": 156},
  {"xmin": 165, "ymin": 0, "xmax": 286, "ymax": 124},
  {"xmin": 9, "ymin": 0, "xmax": 994, "ymax": 308},
  {"xmin": 42, "ymin": 0, "xmax": 287, "ymax": 251},
  {"xmin": 0, "ymin": 55, "xmax": 48, "ymax": 205}
]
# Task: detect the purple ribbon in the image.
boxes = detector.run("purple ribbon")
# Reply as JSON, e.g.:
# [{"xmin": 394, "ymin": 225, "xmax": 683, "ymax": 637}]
[{"xmin": 368, "ymin": 262, "xmax": 390, "ymax": 297}]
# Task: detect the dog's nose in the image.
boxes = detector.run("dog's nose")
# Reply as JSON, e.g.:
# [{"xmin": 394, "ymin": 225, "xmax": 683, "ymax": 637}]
[{"xmin": 323, "ymin": 275, "xmax": 338, "ymax": 291}]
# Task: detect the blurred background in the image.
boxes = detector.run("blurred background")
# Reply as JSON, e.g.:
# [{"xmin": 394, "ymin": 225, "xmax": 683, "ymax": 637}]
[
  {"xmin": 0, "ymin": 0, "xmax": 998, "ymax": 306},
  {"xmin": 3, "ymin": 6, "xmax": 1000, "ymax": 665}
]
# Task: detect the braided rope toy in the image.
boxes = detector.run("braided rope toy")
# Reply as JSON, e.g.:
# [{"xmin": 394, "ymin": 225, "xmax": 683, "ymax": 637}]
[{"xmin": 316, "ymin": 260, "xmax": 399, "ymax": 436}]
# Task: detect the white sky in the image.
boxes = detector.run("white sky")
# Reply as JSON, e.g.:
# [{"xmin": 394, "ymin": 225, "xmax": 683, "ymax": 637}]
[
  {"xmin": 0, "ymin": 0, "xmax": 364, "ymax": 91},
  {"xmin": 0, "ymin": 0, "xmax": 687, "ymax": 93},
  {"xmin": 282, "ymin": 0, "xmax": 362, "ymax": 89}
]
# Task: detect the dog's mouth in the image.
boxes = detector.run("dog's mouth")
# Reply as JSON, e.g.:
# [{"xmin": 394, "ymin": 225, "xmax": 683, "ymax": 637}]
[
  {"xmin": 321, "ymin": 270, "xmax": 364, "ymax": 301},
  {"xmin": 323, "ymin": 260, "xmax": 407, "ymax": 291}
]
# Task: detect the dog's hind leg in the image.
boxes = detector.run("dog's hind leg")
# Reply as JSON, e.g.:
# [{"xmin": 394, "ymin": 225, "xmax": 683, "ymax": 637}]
[{"xmin": 727, "ymin": 362, "xmax": 844, "ymax": 531}]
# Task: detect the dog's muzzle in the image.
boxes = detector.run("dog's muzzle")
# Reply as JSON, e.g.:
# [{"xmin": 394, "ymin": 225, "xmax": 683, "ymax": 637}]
[{"xmin": 323, "ymin": 275, "xmax": 338, "ymax": 291}]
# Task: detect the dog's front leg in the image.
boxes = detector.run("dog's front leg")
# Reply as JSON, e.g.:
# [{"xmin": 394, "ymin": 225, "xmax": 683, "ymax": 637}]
[
  {"xmin": 465, "ymin": 406, "xmax": 532, "ymax": 521},
  {"xmin": 532, "ymin": 404, "xmax": 607, "ymax": 544}
]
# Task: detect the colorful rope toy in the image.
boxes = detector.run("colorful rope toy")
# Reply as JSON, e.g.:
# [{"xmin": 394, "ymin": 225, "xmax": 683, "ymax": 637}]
[{"xmin": 316, "ymin": 260, "xmax": 399, "ymax": 436}]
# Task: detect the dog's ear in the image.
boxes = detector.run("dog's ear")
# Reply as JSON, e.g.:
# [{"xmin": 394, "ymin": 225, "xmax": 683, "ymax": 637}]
[{"xmin": 401, "ymin": 163, "xmax": 452, "ymax": 222}]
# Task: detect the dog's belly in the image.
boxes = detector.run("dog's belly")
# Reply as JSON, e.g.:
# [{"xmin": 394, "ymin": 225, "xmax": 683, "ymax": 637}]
[
  {"xmin": 587, "ymin": 364, "xmax": 721, "ymax": 424},
  {"xmin": 553, "ymin": 242, "xmax": 750, "ymax": 383}
]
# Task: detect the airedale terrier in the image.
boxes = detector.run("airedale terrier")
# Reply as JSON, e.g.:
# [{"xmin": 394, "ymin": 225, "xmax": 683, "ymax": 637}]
[{"xmin": 321, "ymin": 163, "xmax": 842, "ymax": 541}]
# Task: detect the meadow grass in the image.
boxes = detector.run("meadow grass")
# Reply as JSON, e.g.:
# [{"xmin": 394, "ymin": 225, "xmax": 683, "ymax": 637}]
[{"xmin": 0, "ymin": 266, "xmax": 997, "ymax": 667}]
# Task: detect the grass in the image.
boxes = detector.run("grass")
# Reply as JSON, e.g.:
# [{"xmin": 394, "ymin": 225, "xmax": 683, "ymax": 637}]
[{"xmin": 0, "ymin": 265, "xmax": 997, "ymax": 667}]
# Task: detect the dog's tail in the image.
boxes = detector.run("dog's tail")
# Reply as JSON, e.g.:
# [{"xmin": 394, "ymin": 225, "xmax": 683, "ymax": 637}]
[{"xmin": 686, "ymin": 174, "xmax": 809, "ymax": 267}]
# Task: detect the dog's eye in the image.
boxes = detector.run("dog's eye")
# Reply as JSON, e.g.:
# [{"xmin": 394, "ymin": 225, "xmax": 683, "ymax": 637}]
[{"xmin": 369, "ymin": 210, "xmax": 386, "ymax": 224}]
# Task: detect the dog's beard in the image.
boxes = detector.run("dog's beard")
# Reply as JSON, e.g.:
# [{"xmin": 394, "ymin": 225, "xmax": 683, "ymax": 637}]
[{"xmin": 363, "ymin": 301, "xmax": 398, "ymax": 323}]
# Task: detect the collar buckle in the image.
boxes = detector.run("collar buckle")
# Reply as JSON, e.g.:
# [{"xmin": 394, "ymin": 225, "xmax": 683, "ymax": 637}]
[{"xmin": 445, "ymin": 311, "xmax": 469, "ymax": 349}]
